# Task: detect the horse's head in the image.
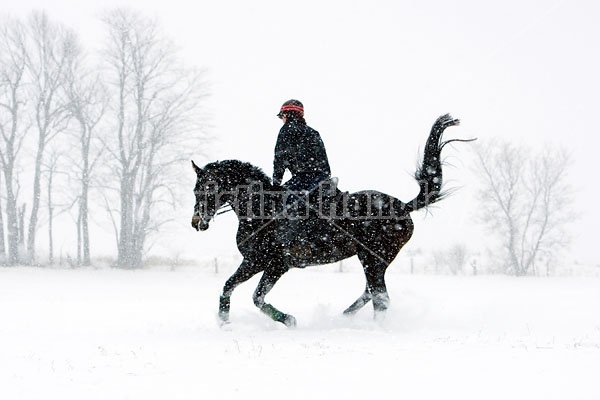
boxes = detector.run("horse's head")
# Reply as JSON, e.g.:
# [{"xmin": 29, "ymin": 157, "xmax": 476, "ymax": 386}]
[
  {"xmin": 191, "ymin": 159, "xmax": 273, "ymax": 230},
  {"xmin": 191, "ymin": 160, "xmax": 222, "ymax": 231}
]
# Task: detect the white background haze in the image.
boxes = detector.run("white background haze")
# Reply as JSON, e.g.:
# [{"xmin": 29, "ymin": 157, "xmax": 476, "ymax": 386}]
[{"xmin": 3, "ymin": 0, "xmax": 600, "ymax": 263}]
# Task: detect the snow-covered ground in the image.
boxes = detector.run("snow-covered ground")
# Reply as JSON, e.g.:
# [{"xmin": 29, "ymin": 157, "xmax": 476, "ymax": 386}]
[{"xmin": 1, "ymin": 263, "xmax": 599, "ymax": 400}]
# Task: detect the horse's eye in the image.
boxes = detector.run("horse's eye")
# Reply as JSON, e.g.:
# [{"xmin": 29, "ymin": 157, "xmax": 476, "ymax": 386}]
[{"xmin": 204, "ymin": 181, "xmax": 218, "ymax": 192}]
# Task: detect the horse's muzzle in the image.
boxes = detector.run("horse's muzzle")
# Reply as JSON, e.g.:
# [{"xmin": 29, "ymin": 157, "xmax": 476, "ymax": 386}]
[{"xmin": 191, "ymin": 215, "xmax": 209, "ymax": 231}]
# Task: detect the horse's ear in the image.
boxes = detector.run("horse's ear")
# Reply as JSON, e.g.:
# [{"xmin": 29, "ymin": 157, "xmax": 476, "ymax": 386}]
[{"xmin": 191, "ymin": 160, "xmax": 202, "ymax": 174}]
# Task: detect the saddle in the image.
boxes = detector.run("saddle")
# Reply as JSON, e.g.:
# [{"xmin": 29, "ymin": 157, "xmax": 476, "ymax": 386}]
[
  {"xmin": 280, "ymin": 178, "xmax": 346, "ymax": 261},
  {"xmin": 282, "ymin": 177, "xmax": 343, "ymax": 219}
]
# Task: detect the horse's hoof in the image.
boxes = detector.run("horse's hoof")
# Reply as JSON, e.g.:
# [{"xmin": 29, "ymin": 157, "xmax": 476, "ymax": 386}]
[
  {"xmin": 218, "ymin": 311, "xmax": 230, "ymax": 327},
  {"xmin": 218, "ymin": 318, "xmax": 232, "ymax": 329},
  {"xmin": 283, "ymin": 314, "xmax": 297, "ymax": 328},
  {"xmin": 374, "ymin": 310, "xmax": 387, "ymax": 324},
  {"xmin": 220, "ymin": 319, "xmax": 231, "ymax": 325}
]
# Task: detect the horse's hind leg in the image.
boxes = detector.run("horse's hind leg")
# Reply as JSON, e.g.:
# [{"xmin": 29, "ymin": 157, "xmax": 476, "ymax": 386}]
[
  {"xmin": 219, "ymin": 259, "xmax": 262, "ymax": 324},
  {"xmin": 253, "ymin": 267, "xmax": 297, "ymax": 327},
  {"xmin": 357, "ymin": 251, "xmax": 391, "ymax": 318}
]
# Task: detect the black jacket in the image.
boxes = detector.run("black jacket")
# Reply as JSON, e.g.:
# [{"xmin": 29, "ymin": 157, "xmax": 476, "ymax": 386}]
[{"xmin": 273, "ymin": 118, "xmax": 331, "ymax": 187}]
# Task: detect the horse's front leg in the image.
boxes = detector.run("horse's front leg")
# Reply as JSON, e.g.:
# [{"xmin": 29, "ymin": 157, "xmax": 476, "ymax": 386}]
[
  {"xmin": 343, "ymin": 286, "xmax": 372, "ymax": 315},
  {"xmin": 219, "ymin": 259, "xmax": 262, "ymax": 324},
  {"xmin": 253, "ymin": 267, "xmax": 296, "ymax": 327}
]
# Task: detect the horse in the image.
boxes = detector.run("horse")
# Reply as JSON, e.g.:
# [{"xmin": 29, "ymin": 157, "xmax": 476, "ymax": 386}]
[{"xmin": 191, "ymin": 114, "xmax": 467, "ymax": 327}]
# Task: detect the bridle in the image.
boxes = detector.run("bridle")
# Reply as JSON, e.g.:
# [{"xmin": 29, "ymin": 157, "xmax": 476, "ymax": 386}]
[{"xmin": 193, "ymin": 186, "xmax": 232, "ymax": 228}]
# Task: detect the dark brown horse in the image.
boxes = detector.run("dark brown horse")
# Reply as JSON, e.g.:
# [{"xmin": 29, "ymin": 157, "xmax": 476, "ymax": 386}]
[{"xmin": 191, "ymin": 114, "xmax": 466, "ymax": 327}]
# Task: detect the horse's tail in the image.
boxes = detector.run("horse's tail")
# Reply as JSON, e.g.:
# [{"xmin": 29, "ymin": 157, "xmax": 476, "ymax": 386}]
[{"xmin": 402, "ymin": 114, "xmax": 467, "ymax": 213}]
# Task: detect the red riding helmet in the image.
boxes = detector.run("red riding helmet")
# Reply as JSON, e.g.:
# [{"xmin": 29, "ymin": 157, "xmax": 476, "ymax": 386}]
[{"xmin": 277, "ymin": 99, "xmax": 304, "ymax": 119}]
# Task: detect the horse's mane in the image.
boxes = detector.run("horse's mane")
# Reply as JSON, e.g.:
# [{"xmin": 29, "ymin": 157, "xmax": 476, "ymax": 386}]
[{"xmin": 204, "ymin": 159, "xmax": 272, "ymax": 188}]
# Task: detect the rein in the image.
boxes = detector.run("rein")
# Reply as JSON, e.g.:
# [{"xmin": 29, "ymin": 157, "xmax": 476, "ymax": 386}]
[{"xmin": 216, "ymin": 205, "xmax": 233, "ymax": 216}]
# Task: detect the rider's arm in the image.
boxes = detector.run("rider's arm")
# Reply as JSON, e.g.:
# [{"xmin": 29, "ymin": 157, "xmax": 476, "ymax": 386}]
[{"xmin": 273, "ymin": 132, "xmax": 286, "ymax": 186}]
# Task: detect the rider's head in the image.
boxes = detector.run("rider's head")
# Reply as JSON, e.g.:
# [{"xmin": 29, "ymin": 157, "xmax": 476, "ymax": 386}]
[{"xmin": 277, "ymin": 99, "xmax": 304, "ymax": 122}]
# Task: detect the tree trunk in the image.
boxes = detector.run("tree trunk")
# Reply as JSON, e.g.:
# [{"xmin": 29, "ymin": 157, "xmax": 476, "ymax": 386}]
[
  {"xmin": 81, "ymin": 193, "xmax": 90, "ymax": 266},
  {"xmin": 0, "ymin": 200, "xmax": 4, "ymax": 265},
  {"xmin": 76, "ymin": 210, "xmax": 82, "ymax": 266},
  {"xmin": 5, "ymin": 184, "xmax": 19, "ymax": 265},
  {"xmin": 47, "ymin": 169, "xmax": 54, "ymax": 266},
  {"xmin": 1, "ymin": 123, "xmax": 22, "ymax": 265},
  {"xmin": 117, "ymin": 176, "xmax": 135, "ymax": 268},
  {"xmin": 0, "ymin": 174, "xmax": 5, "ymax": 263},
  {"xmin": 27, "ymin": 141, "xmax": 45, "ymax": 264},
  {"xmin": 81, "ymin": 161, "xmax": 91, "ymax": 266},
  {"xmin": 18, "ymin": 204, "xmax": 26, "ymax": 247},
  {"xmin": 76, "ymin": 155, "xmax": 92, "ymax": 266}
]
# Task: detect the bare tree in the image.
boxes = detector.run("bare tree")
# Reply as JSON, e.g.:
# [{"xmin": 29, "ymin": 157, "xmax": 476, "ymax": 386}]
[
  {"xmin": 431, "ymin": 249, "xmax": 444, "ymax": 274},
  {"xmin": 473, "ymin": 139, "xmax": 575, "ymax": 276},
  {"xmin": 0, "ymin": 16, "xmax": 28, "ymax": 265},
  {"xmin": 23, "ymin": 11, "xmax": 77, "ymax": 264},
  {"xmin": 101, "ymin": 9, "xmax": 208, "ymax": 268},
  {"xmin": 447, "ymin": 244, "xmax": 467, "ymax": 275},
  {"xmin": 430, "ymin": 244, "xmax": 467, "ymax": 275},
  {"xmin": 64, "ymin": 38, "xmax": 107, "ymax": 267}
]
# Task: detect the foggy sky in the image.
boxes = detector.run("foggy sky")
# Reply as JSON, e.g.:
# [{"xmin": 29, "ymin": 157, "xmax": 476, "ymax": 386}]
[{"xmin": 4, "ymin": 0, "xmax": 600, "ymax": 264}]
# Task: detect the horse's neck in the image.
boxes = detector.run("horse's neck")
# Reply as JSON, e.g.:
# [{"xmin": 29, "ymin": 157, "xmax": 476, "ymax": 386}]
[
  {"xmin": 228, "ymin": 164, "xmax": 271, "ymax": 189},
  {"xmin": 229, "ymin": 181, "xmax": 278, "ymax": 221}
]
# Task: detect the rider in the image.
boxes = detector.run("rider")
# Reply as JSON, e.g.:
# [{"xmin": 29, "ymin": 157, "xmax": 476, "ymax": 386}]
[
  {"xmin": 273, "ymin": 99, "xmax": 333, "ymax": 259},
  {"xmin": 273, "ymin": 99, "xmax": 331, "ymax": 192}
]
